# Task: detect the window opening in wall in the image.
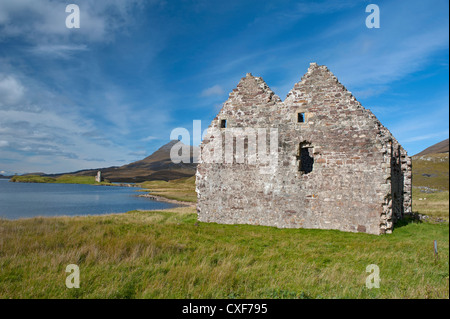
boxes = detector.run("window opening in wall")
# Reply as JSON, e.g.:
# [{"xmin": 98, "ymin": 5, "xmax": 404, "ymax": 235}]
[
  {"xmin": 220, "ymin": 119, "xmax": 227, "ymax": 128},
  {"xmin": 297, "ymin": 143, "xmax": 314, "ymax": 174},
  {"xmin": 297, "ymin": 112, "xmax": 305, "ymax": 123}
]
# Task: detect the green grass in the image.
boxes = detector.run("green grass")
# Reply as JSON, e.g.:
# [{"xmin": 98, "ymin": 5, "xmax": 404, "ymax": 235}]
[
  {"xmin": 138, "ymin": 176, "xmax": 197, "ymax": 202},
  {"xmin": 10, "ymin": 175, "xmax": 112, "ymax": 185},
  {"xmin": 412, "ymin": 153, "xmax": 449, "ymax": 191},
  {"xmin": 411, "ymin": 152, "xmax": 449, "ymax": 220},
  {"xmin": 412, "ymin": 190, "xmax": 449, "ymax": 219},
  {"xmin": 0, "ymin": 210, "xmax": 448, "ymax": 299},
  {"xmin": 9, "ymin": 175, "xmax": 57, "ymax": 183}
]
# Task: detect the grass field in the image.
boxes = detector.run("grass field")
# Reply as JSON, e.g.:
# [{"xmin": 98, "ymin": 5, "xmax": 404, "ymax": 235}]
[
  {"xmin": 413, "ymin": 190, "xmax": 449, "ymax": 220},
  {"xmin": 138, "ymin": 176, "xmax": 197, "ymax": 203},
  {"xmin": 412, "ymin": 153, "xmax": 449, "ymax": 191},
  {"xmin": 412, "ymin": 152, "xmax": 449, "ymax": 220},
  {"xmin": 0, "ymin": 208, "xmax": 448, "ymax": 299}
]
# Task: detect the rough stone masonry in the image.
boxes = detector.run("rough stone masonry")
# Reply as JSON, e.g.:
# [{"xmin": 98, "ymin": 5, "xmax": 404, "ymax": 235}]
[{"xmin": 195, "ymin": 63, "xmax": 412, "ymax": 235}]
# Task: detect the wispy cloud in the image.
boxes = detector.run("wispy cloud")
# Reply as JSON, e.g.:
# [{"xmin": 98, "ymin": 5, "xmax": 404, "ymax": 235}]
[
  {"xmin": 128, "ymin": 150, "xmax": 148, "ymax": 157},
  {"xmin": 403, "ymin": 131, "xmax": 450, "ymax": 143},
  {"xmin": 141, "ymin": 136, "xmax": 158, "ymax": 142},
  {"xmin": 0, "ymin": 73, "xmax": 25, "ymax": 107},
  {"xmin": 29, "ymin": 44, "xmax": 89, "ymax": 58},
  {"xmin": 0, "ymin": 0, "xmax": 447, "ymax": 172},
  {"xmin": 201, "ymin": 85, "xmax": 225, "ymax": 97},
  {"xmin": 0, "ymin": 105, "xmax": 132, "ymax": 173},
  {"xmin": 83, "ymin": 158, "xmax": 106, "ymax": 162},
  {"xmin": 0, "ymin": 0, "xmax": 146, "ymax": 44},
  {"xmin": 0, "ymin": 140, "xmax": 9, "ymax": 147}
]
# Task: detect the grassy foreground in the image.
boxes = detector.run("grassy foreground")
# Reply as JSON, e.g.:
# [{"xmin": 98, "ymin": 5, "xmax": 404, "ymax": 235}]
[
  {"xmin": 0, "ymin": 206, "xmax": 448, "ymax": 299},
  {"xmin": 10, "ymin": 175, "xmax": 112, "ymax": 185}
]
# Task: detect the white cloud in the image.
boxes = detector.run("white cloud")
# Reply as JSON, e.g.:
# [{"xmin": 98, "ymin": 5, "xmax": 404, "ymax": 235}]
[
  {"xmin": 0, "ymin": 140, "xmax": 9, "ymax": 147},
  {"xmin": 142, "ymin": 136, "xmax": 158, "ymax": 142},
  {"xmin": 319, "ymin": 2, "xmax": 449, "ymax": 92},
  {"xmin": 0, "ymin": 108, "xmax": 132, "ymax": 174},
  {"xmin": 128, "ymin": 150, "xmax": 147, "ymax": 157},
  {"xmin": 292, "ymin": 0, "xmax": 361, "ymax": 16},
  {"xmin": 29, "ymin": 44, "xmax": 89, "ymax": 58},
  {"xmin": 201, "ymin": 85, "xmax": 225, "ymax": 97},
  {"xmin": 0, "ymin": 74, "xmax": 25, "ymax": 107},
  {"xmin": 403, "ymin": 131, "xmax": 449, "ymax": 143},
  {"xmin": 0, "ymin": 0, "xmax": 146, "ymax": 44}
]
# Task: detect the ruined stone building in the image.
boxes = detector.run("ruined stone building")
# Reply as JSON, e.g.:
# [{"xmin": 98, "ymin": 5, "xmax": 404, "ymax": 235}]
[
  {"xmin": 195, "ymin": 63, "xmax": 412, "ymax": 235},
  {"xmin": 95, "ymin": 171, "xmax": 102, "ymax": 183}
]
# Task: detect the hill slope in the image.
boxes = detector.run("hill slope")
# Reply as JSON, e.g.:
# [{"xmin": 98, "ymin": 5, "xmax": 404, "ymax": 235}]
[
  {"xmin": 415, "ymin": 138, "xmax": 449, "ymax": 156},
  {"xmin": 412, "ymin": 139, "xmax": 449, "ymax": 192},
  {"xmin": 63, "ymin": 140, "xmax": 198, "ymax": 183}
]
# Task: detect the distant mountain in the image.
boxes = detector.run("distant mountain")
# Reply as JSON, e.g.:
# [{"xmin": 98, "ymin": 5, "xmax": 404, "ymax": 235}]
[
  {"xmin": 414, "ymin": 138, "xmax": 449, "ymax": 156},
  {"xmin": 56, "ymin": 140, "xmax": 198, "ymax": 183}
]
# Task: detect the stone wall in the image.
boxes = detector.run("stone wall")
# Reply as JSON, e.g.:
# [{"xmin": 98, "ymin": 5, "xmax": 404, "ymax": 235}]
[{"xmin": 196, "ymin": 63, "xmax": 411, "ymax": 235}]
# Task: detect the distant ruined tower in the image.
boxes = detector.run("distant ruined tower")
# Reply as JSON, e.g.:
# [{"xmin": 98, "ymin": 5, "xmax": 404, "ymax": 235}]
[
  {"xmin": 95, "ymin": 171, "xmax": 102, "ymax": 183},
  {"xmin": 196, "ymin": 63, "xmax": 412, "ymax": 235}
]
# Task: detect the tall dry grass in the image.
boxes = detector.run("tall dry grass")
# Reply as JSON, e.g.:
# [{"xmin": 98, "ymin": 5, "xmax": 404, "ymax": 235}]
[{"xmin": 0, "ymin": 208, "xmax": 448, "ymax": 299}]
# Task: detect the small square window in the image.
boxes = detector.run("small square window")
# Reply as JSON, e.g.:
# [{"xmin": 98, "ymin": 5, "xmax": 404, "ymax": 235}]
[
  {"xmin": 220, "ymin": 119, "xmax": 227, "ymax": 128},
  {"xmin": 297, "ymin": 113, "xmax": 305, "ymax": 123}
]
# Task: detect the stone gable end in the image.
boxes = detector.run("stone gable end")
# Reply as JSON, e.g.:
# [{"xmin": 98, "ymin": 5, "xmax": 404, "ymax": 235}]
[{"xmin": 196, "ymin": 63, "xmax": 412, "ymax": 235}]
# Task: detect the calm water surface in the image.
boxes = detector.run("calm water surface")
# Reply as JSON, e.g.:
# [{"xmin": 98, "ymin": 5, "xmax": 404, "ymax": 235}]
[{"xmin": 0, "ymin": 179, "xmax": 178, "ymax": 219}]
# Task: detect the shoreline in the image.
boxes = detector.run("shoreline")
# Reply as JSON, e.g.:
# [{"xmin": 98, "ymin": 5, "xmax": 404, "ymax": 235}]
[
  {"xmin": 137, "ymin": 192, "xmax": 196, "ymax": 208},
  {"xmin": 7, "ymin": 178, "xmax": 140, "ymax": 188}
]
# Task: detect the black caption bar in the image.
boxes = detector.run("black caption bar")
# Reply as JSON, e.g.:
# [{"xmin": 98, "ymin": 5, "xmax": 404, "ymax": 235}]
[{"xmin": 1, "ymin": 299, "xmax": 446, "ymax": 318}]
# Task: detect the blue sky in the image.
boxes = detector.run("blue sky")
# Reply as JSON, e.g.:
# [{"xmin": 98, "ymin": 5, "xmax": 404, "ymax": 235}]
[{"xmin": 0, "ymin": 0, "xmax": 448, "ymax": 175}]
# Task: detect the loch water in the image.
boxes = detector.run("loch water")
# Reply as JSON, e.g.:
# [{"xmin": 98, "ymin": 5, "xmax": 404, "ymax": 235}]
[{"xmin": 0, "ymin": 179, "xmax": 178, "ymax": 219}]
